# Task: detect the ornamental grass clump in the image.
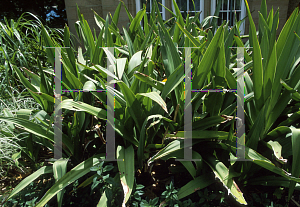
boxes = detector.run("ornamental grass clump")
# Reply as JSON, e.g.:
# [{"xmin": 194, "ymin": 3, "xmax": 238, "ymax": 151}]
[{"xmin": 0, "ymin": 86, "xmax": 42, "ymax": 176}]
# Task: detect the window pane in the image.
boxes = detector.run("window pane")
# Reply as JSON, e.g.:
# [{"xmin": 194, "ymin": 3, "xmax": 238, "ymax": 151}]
[
  {"xmin": 216, "ymin": 0, "xmax": 242, "ymax": 27},
  {"xmin": 217, "ymin": 12, "xmax": 221, "ymax": 25},
  {"xmin": 141, "ymin": 0, "xmax": 150, "ymax": 12},
  {"xmin": 222, "ymin": 0, "xmax": 228, "ymax": 11},
  {"xmin": 157, "ymin": 0, "xmax": 162, "ymax": 12},
  {"xmin": 195, "ymin": 0, "xmax": 200, "ymax": 11},
  {"xmin": 218, "ymin": 12, "xmax": 224, "ymax": 25},
  {"xmin": 177, "ymin": 0, "xmax": 187, "ymax": 12},
  {"xmin": 236, "ymin": 11, "xmax": 241, "ymax": 21},
  {"xmin": 236, "ymin": 0, "xmax": 241, "ymax": 10},
  {"xmin": 229, "ymin": 11, "xmax": 234, "ymax": 26},
  {"xmin": 189, "ymin": 0, "xmax": 200, "ymax": 11},
  {"xmin": 190, "ymin": 11, "xmax": 196, "ymax": 17},
  {"xmin": 223, "ymin": 12, "xmax": 228, "ymax": 22},
  {"xmin": 229, "ymin": 0, "xmax": 233, "ymax": 10}
]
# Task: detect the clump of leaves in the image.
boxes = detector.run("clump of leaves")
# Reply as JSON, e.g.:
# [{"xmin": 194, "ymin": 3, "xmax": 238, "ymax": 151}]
[
  {"xmin": 130, "ymin": 183, "xmax": 145, "ymax": 206},
  {"xmin": 90, "ymin": 161, "xmax": 122, "ymax": 206},
  {"xmin": 130, "ymin": 181, "xmax": 201, "ymax": 207},
  {"xmin": 140, "ymin": 197, "xmax": 160, "ymax": 207},
  {"xmin": 0, "ymin": 174, "xmax": 54, "ymax": 207},
  {"xmin": 160, "ymin": 181, "xmax": 178, "ymax": 206},
  {"xmin": 198, "ymin": 188, "xmax": 218, "ymax": 205}
]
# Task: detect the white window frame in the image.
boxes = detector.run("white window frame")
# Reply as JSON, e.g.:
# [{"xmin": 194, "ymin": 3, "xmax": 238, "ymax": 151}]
[
  {"xmin": 211, "ymin": 0, "xmax": 246, "ymax": 34},
  {"xmin": 136, "ymin": 0, "xmax": 166, "ymax": 20},
  {"xmin": 172, "ymin": 0, "xmax": 205, "ymax": 22}
]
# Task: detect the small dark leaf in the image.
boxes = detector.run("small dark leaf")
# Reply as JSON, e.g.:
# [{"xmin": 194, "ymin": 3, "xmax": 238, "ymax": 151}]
[
  {"xmin": 105, "ymin": 177, "xmax": 115, "ymax": 184},
  {"xmin": 103, "ymin": 164, "xmax": 114, "ymax": 172},
  {"xmin": 103, "ymin": 174, "xmax": 110, "ymax": 180}
]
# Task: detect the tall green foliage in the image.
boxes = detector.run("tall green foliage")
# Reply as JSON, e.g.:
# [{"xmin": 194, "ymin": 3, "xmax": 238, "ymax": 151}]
[{"xmin": 1, "ymin": 0, "xmax": 300, "ymax": 206}]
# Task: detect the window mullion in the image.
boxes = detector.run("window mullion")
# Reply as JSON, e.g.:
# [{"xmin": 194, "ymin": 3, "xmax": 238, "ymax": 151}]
[
  {"xmin": 234, "ymin": 0, "xmax": 237, "ymax": 25},
  {"xmin": 137, "ymin": 0, "xmax": 141, "ymax": 15},
  {"xmin": 200, "ymin": 0, "xmax": 204, "ymax": 21},
  {"xmin": 227, "ymin": 0, "xmax": 229, "ymax": 22},
  {"xmin": 162, "ymin": 0, "xmax": 165, "ymax": 19},
  {"xmin": 234, "ymin": 0, "xmax": 236, "ymax": 10},
  {"xmin": 222, "ymin": 0, "xmax": 224, "ymax": 11}
]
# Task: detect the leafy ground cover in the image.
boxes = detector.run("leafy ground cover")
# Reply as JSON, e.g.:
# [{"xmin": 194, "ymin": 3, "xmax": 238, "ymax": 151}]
[{"xmin": 1, "ymin": 0, "xmax": 300, "ymax": 206}]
